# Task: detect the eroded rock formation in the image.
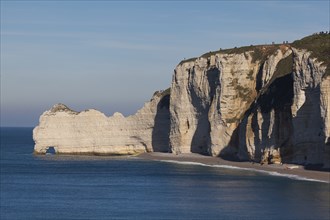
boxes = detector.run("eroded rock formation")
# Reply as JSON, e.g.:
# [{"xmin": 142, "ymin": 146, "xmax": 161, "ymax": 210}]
[
  {"xmin": 33, "ymin": 34, "xmax": 329, "ymax": 167},
  {"xmin": 170, "ymin": 46, "xmax": 329, "ymax": 167},
  {"xmin": 33, "ymin": 91, "xmax": 170, "ymax": 155}
]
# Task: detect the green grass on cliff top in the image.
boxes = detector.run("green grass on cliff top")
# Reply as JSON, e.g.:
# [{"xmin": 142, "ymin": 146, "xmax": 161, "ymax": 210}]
[
  {"xmin": 179, "ymin": 33, "xmax": 330, "ymax": 76},
  {"xmin": 153, "ymin": 87, "xmax": 171, "ymax": 98},
  {"xmin": 179, "ymin": 44, "xmax": 282, "ymax": 65},
  {"xmin": 291, "ymin": 33, "xmax": 330, "ymax": 76},
  {"xmin": 179, "ymin": 44, "xmax": 283, "ymax": 65}
]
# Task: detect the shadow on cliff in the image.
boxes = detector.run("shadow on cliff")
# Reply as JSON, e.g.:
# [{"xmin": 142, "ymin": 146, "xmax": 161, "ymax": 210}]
[
  {"xmin": 190, "ymin": 67, "xmax": 220, "ymax": 155},
  {"xmin": 219, "ymin": 73, "xmax": 295, "ymax": 163},
  {"xmin": 292, "ymin": 85, "xmax": 326, "ymax": 168},
  {"xmin": 152, "ymin": 94, "xmax": 171, "ymax": 152}
]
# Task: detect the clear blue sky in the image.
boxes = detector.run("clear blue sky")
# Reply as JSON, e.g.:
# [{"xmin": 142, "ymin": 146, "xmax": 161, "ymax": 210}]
[{"xmin": 1, "ymin": 1, "xmax": 329, "ymax": 127}]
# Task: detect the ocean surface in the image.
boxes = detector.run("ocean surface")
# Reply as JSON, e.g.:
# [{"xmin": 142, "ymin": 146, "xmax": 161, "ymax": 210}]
[{"xmin": 1, "ymin": 127, "xmax": 329, "ymax": 220}]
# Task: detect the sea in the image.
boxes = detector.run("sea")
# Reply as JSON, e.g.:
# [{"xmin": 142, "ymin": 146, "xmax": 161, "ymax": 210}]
[{"xmin": 1, "ymin": 127, "xmax": 329, "ymax": 220}]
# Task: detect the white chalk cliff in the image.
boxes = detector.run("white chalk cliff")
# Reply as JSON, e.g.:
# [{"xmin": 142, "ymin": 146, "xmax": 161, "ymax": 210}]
[
  {"xmin": 33, "ymin": 34, "xmax": 330, "ymax": 168},
  {"xmin": 33, "ymin": 91, "xmax": 170, "ymax": 155}
]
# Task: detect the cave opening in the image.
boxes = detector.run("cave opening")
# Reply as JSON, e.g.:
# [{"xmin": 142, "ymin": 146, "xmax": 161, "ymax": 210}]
[{"xmin": 46, "ymin": 147, "xmax": 56, "ymax": 155}]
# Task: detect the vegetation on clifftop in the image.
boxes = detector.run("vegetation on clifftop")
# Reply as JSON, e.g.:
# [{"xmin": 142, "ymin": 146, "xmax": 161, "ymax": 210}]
[
  {"xmin": 273, "ymin": 53, "xmax": 293, "ymax": 79},
  {"xmin": 291, "ymin": 33, "xmax": 330, "ymax": 77},
  {"xmin": 201, "ymin": 44, "xmax": 282, "ymax": 63},
  {"xmin": 179, "ymin": 33, "xmax": 329, "ymax": 77},
  {"xmin": 153, "ymin": 87, "xmax": 171, "ymax": 98},
  {"xmin": 50, "ymin": 103, "xmax": 77, "ymax": 114},
  {"xmin": 178, "ymin": 57, "xmax": 198, "ymax": 65},
  {"xmin": 178, "ymin": 44, "xmax": 282, "ymax": 65}
]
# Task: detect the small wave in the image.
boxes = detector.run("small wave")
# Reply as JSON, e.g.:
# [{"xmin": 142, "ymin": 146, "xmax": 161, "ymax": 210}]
[{"xmin": 159, "ymin": 160, "xmax": 329, "ymax": 183}]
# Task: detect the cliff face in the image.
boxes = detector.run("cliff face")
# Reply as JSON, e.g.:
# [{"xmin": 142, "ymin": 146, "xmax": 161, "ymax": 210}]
[
  {"xmin": 236, "ymin": 48, "xmax": 329, "ymax": 166},
  {"xmin": 33, "ymin": 92, "xmax": 170, "ymax": 155},
  {"xmin": 170, "ymin": 46, "xmax": 329, "ymax": 167},
  {"xmin": 170, "ymin": 48, "xmax": 290, "ymax": 155},
  {"xmin": 33, "ymin": 34, "xmax": 329, "ymax": 167}
]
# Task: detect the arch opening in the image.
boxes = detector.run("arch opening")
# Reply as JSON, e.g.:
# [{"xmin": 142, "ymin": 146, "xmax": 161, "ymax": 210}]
[{"xmin": 46, "ymin": 146, "xmax": 56, "ymax": 155}]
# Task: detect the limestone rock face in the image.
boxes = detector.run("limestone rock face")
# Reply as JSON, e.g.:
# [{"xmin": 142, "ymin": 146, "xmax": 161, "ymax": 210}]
[
  {"xmin": 320, "ymin": 76, "xmax": 330, "ymax": 167},
  {"xmin": 33, "ymin": 40, "xmax": 329, "ymax": 167},
  {"xmin": 169, "ymin": 47, "xmax": 329, "ymax": 167},
  {"xmin": 33, "ymin": 92, "xmax": 170, "ymax": 155},
  {"xmin": 170, "ymin": 48, "xmax": 291, "ymax": 155}
]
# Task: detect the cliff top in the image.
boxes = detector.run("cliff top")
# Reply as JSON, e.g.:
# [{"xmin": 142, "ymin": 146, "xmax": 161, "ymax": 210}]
[
  {"xmin": 153, "ymin": 87, "xmax": 171, "ymax": 98},
  {"xmin": 50, "ymin": 103, "xmax": 77, "ymax": 114},
  {"xmin": 291, "ymin": 33, "xmax": 329, "ymax": 76},
  {"xmin": 179, "ymin": 33, "xmax": 330, "ymax": 76}
]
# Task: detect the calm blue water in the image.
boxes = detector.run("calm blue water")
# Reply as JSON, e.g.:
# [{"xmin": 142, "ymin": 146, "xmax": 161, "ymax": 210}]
[{"xmin": 1, "ymin": 127, "xmax": 329, "ymax": 220}]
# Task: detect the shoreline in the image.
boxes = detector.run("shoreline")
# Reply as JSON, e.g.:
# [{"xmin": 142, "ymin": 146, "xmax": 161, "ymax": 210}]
[{"xmin": 136, "ymin": 152, "xmax": 330, "ymax": 183}]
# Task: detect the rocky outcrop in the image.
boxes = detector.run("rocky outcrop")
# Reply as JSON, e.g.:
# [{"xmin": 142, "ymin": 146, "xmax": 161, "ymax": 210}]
[
  {"xmin": 33, "ymin": 91, "xmax": 170, "ymax": 155},
  {"xmin": 169, "ymin": 45, "xmax": 329, "ymax": 167},
  {"xmin": 170, "ymin": 46, "xmax": 293, "ymax": 156},
  {"xmin": 33, "ymin": 34, "xmax": 329, "ymax": 167}
]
